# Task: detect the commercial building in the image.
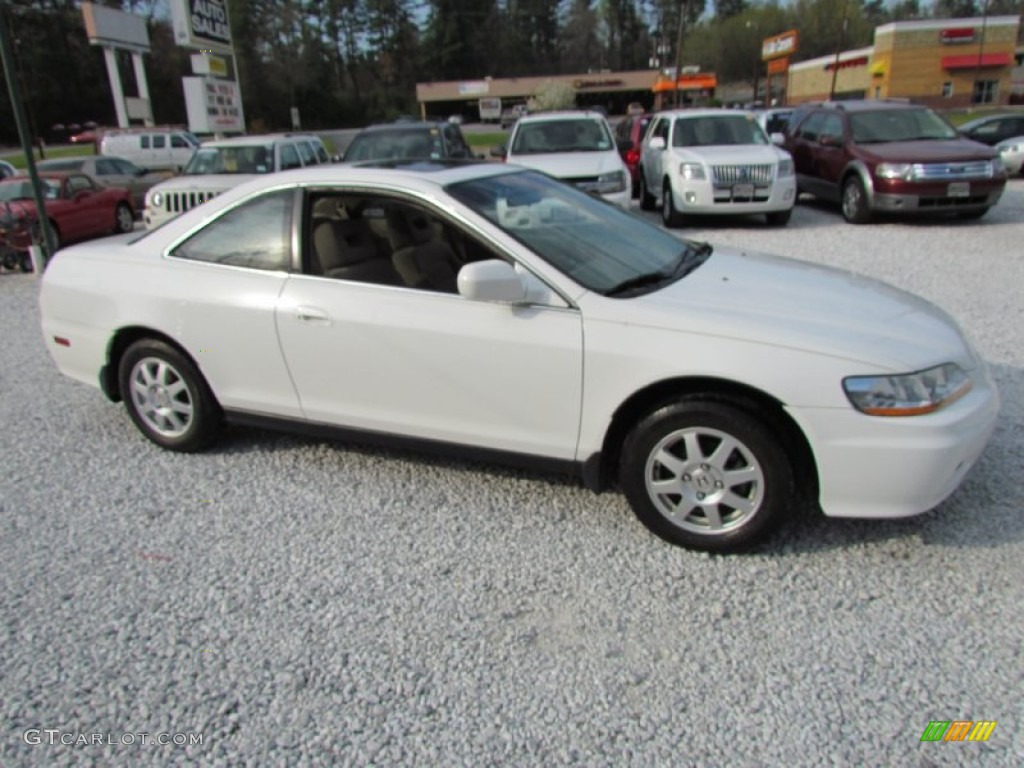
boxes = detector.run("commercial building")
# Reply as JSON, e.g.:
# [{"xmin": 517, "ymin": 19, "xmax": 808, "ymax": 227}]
[{"xmin": 787, "ymin": 15, "xmax": 1022, "ymax": 108}]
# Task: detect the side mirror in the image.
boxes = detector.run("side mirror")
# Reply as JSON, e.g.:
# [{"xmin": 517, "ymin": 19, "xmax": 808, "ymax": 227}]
[
  {"xmin": 648, "ymin": 136, "xmax": 666, "ymax": 151},
  {"xmin": 489, "ymin": 145, "xmax": 507, "ymax": 159},
  {"xmin": 819, "ymin": 133, "xmax": 842, "ymax": 148},
  {"xmin": 770, "ymin": 132, "xmax": 785, "ymax": 146},
  {"xmin": 457, "ymin": 259, "xmax": 526, "ymax": 303}
]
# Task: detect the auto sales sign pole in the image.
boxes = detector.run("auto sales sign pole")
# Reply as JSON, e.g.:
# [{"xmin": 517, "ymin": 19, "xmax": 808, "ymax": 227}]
[{"xmin": 0, "ymin": 1, "xmax": 58, "ymax": 260}]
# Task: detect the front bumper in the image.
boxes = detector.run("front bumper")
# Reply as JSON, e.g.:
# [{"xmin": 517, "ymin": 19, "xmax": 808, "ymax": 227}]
[
  {"xmin": 872, "ymin": 178, "xmax": 1005, "ymax": 213},
  {"xmin": 670, "ymin": 175, "xmax": 797, "ymax": 215},
  {"xmin": 787, "ymin": 367, "xmax": 1000, "ymax": 519}
]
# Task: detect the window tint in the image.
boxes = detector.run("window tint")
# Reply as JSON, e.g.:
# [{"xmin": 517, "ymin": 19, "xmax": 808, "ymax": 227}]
[
  {"xmin": 66, "ymin": 175, "xmax": 94, "ymax": 195},
  {"xmin": 95, "ymin": 158, "xmax": 119, "ymax": 176},
  {"xmin": 315, "ymin": 143, "xmax": 329, "ymax": 163},
  {"xmin": 172, "ymin": 190, "xmax": 293, "ymax": 271},
  {"xmin": 113, "ymin": 159, "xmax": 139, "ymax": 175},
  {"xmin": 171, "ymin": 134, "xmax": 189, "ymax": 148},
  {"xmin": 295, "ymin": 140, "xmax": 316, "ymax": 166},
  {"xmin": 153, "ymin": 135, "xmax": 166, "ymax": 149},
  {"xmin": 797, "ymin": 112, "xmax": 826, "ymax": 142},
  {"xmin": 141, "ymin": 136, "xmax": 150, "ymax": 149},
  {"xmin": 820, "ymin": 114, "xmax": 844, "ymax": 141},
  {"xmin": 280, "ymin": 144, "xmax": 301, "ymax": 170}
]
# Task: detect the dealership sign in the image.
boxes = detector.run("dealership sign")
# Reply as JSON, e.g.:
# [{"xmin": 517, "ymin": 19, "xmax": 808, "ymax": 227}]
[
  {"xmin": 170, "ymin": 0, "xmax": 233, "ymax": 51},
  {"xmin": 762, "ymin": 30, "xmax": 799, "ymax": 61},
  {"xmin": 183, "ymin": 77, "xmax": 244, "ymax": 133}
]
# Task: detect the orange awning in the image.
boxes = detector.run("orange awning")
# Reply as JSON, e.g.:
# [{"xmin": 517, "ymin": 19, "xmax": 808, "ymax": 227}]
[
  {"xmin": 941, "ymin": 53, "xmax": 1012, "ymax": 70},
  {"xmin": 653, "ymin": 74, "xmax": 717, "ymax": 93}
]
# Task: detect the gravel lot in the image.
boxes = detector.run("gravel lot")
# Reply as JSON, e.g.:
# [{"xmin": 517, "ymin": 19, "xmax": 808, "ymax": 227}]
[{"xmin": 2, "ymin": 182, "xmax": 1023, "ymax": 766}]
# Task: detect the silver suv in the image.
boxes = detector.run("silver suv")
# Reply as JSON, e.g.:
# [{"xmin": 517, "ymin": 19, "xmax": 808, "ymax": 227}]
[{"xmin": 144, "ymin": 134, "xmax": 330, "ymax": 228}]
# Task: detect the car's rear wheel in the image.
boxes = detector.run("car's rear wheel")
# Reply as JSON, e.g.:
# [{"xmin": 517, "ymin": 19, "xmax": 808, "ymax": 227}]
[
  {"xmin": 639, "ymin": 171, "xmax": 656, "ymax": 211},
  {"xmin": 841, "ymin": 176, "xmax": 872, "ymax": 224},
  {"xmin": 114, "ymin": 203, "xmax": 135, "ymax": 234},
  {"xmin": 118, "ymin": 339, "xmax": 221, "ymax": 452},
  {"xmin": 661, "ymin": 180, "xmax": 685, "ymax": 228},
  {"xmin": 765, "ymin": 209, "xmax": 792, "ymax": 226},
  {"xmin": 620, "ymin": 398, "xmax": 792, "ymax": 552}
]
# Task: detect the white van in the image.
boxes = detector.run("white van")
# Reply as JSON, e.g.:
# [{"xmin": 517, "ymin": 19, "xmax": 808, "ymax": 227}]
[{"xmin": 99, "ymin": 129, "xmax": 200, "ymax": 172}]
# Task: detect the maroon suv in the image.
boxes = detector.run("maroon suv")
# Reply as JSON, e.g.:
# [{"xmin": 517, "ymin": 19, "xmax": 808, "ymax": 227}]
[{"xmin": 784, "ymin": 100, "xmax": 1006, "ymax": 223}]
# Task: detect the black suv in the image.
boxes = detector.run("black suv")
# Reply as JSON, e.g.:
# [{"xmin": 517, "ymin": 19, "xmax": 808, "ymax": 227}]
[
  {"xmin": 784, "ymin": 100, "xmax": 1006, "ymax": 223},
  {"xmin": 342, "ymin": 121, "xmax": 477, "ymax": 162},
  {"xmin": 958, "ymin": 113, "xmax": 1024, "ymax": 146}
]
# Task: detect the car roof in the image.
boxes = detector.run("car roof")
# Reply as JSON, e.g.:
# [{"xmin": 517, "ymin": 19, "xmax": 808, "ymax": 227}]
[
  {"xmin": 200, "ymin": 134, "xmax": 320, "ymax": 148},
  {"xmin": 517, "ymin": 111, "xmax": 609, "ymax": 124},
  {"xmin": 357, "ymin": 121, "xmax": 448, "ymax": 133},
  {"xmin": 806, "ymin": 99, "xmax": 924, "ymax": 112},
  {"xmin": 656, "ymin": 108, "xmax": 756, "ymax": 120}
]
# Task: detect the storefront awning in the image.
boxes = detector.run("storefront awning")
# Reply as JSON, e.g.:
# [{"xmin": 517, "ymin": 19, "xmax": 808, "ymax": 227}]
[
  {"xmin": 653, "ymin": 74, "xmax": 717, "ymax": 92},
  {"xmin": 941, "ymin": 53, "xmax": 1012, "ymax": 70}
]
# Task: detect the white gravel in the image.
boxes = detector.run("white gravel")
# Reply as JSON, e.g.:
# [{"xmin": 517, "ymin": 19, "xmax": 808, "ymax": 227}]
[{"xmin": 2, "ymin": 182, "xmax": 1023, "ymax": 766}]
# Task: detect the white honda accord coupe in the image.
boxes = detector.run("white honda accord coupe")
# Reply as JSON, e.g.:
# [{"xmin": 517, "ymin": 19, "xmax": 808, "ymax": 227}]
[{"xmin": 39, "ymin": 161, "xmax": 999, "ymax": 552}]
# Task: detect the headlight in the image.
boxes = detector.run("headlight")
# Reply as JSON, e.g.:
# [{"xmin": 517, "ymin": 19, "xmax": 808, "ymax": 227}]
[
  {"xmin": 777, "ymin": 157, "xmax": 794, "ymax": 177},
  {"xmin": 149, "ymin": 191, "xmax": 163, "ymax": 208},
  {"xmin": 679, "ymin": 162, "xmax": 705, "ymax": 181},
  {"xmin": 595, "ymin": 170, "xmax": 628, "ymax": 194},
  {"xmin": 991, "ymin": 157, "xmax": 1005, "ymax": 175},
  {"xmin": 843, "ymin": 363, "xmax": 971, "ymax": 416},
  {"xmin": 875, "ymin": 163, "xmax": 913, "ymax": 181}
]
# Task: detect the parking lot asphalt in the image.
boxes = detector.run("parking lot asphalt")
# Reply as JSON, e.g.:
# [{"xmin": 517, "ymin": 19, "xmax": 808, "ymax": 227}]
[{"xmin": 2, "ymin": 182, "xmax": 1023, "ymax": 766}]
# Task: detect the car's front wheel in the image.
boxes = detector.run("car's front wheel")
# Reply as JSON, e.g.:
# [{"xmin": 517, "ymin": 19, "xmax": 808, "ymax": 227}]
[
  {"xmin": 639, "ymin": 171, "xmax": 656, "ymax": 211},
  {"xmin": 620, "ymin": 398, "xmax": 792, "ymax": 552},
  {"xmin": 841, "ymin": 176, "xmax": 872, "ymax": 224},
  {"xmin": 114, "ymin": 203, "xmax": 135, "ymax": 234},
  {"xmin": 661, "ymin": 180, "xmax": 685, "ymax": 228},
  {"xmin": 118, "ymin": 339, "xmax": 221, "ymax": 452}
]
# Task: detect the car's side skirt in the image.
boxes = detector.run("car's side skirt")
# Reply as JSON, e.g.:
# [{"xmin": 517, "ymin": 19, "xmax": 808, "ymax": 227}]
[{"xmin": 224, "ymin": 409, "xmax": 601, "ymax": 490}]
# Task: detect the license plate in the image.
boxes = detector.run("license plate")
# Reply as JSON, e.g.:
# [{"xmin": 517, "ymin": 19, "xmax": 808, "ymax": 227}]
[
  {"xmin": 948, "ymin": 181, "xmax": 970, "ymax": 198},
  {"xmin": 733, "ymin": 183, "xmax": 754, "ymax": 199}
]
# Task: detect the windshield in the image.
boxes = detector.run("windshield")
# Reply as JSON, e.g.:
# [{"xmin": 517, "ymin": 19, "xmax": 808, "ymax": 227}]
[
  {"xmin": 447, "ymin": 170, "xmax": 709, "ymax": 295},
  {"xmin": 850, "ymin": 108, "xmax": 958, "ymax": 143},
  {"xmin": 673, "ymin": 115, "xmax": 769, "ymax": 147},
  {"xmin": 344, "ymin": 129, "xmax": 443, "ymax": 161},
  {"xmin": 0, "ymin": 179, "xmax": 59, "ymax": 201},
  {"xmin": 183, "ymin": 145, "xmax": 275, "ymax": 175},
  {"xmin": 511, "ymin": 118, "xmax": 614, "ymax": 154}
]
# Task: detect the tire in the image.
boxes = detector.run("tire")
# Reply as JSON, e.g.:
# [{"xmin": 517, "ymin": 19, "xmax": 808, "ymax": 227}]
[
  {"xmin": 956, "ymin": 207, "xmax": 989, "ymax": 221},
  {"xmin": 113, "ymin": 202, "xmax": 135, "ymax": 234},
  {"xmin": 639, "ymin": 170, "xmax": 656, "ymax": 211},
  {"xmin": 765, "ymin": 209, "xmax": 792, "ymax": 226},
  {"xmin": 2, "ymin": 252, "xmax": 19, "ymax": 271},
  {"xmin": 661, "ymin": 180, "xmax": 685, "ymax": 228},
  {"xmin": 19, "ymin": 253, "xmax": 33, "ymax": 273},
  {"xmin": 840, "ymin": 176, "xmax": 872, "ymax": 224},
  {"xmin": 118, "ymin": 339, "xmax": 222, "ymax": 452},
  {"xmin": 620, "ymin": 398, "xmax": 793, "ymax": 552}
]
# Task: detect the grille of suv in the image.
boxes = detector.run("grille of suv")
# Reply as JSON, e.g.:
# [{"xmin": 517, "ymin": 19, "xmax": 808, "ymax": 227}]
[
  {"xmin": 712, "ymin": 164, "xmax": 774, "ymax": 185},
  {"xmin": 911, "ymin": 161, "xmax": 993, "ymax": 181},
  {"xmin": 162, "ymin": 191, "xmax": 221, "ymax": 214}
]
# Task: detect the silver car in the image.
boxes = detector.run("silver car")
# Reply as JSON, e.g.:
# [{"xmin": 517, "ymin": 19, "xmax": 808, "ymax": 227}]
[{"xmin": 36, "ymin": 155, "xmax": 169, "ymax": 211}]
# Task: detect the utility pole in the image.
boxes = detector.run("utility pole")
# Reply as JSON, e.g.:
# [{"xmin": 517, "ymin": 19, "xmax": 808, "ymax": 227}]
[
  {"xmin": 0, "ymin": 1, "xmax": 58, "ymax": 260},
  {"xmin": 672, "ymin": 0, "xmax": 690, "ymax": 108},
  {"xmin": 829, "ymin": 0, "xmax": 849, "ymax": 100}
]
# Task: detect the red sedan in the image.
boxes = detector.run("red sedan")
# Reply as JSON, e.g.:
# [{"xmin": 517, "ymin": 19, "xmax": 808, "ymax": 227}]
[{"xmin": 0, "ymin": 172, "xmax": 134, "ymax": 270}]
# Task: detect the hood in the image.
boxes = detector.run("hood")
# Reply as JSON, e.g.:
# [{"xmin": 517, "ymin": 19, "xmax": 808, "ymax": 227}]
[
  {"xmin": 152, "ymin": 174, "xmax": 259, "ymax": 193},
  {"xmin": 672, "ymin": 144, "xmax": 788, "ymax": 165},
  {"xmin": 854, "ymin": 140, "xmax": 997, "ymax": 164},
  {"xmin": 596, "ymin": 246, "xmax": 975, "ymax": 373},
  {"xmin": 508, "ymin": 150, "xmax": 626, "ymax": 179}
]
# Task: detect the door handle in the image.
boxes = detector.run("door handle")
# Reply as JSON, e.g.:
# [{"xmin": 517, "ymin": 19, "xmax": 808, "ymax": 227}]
[{"xmin": 296, "ymin": 306, "xmax": 330, "ymax": 324}]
